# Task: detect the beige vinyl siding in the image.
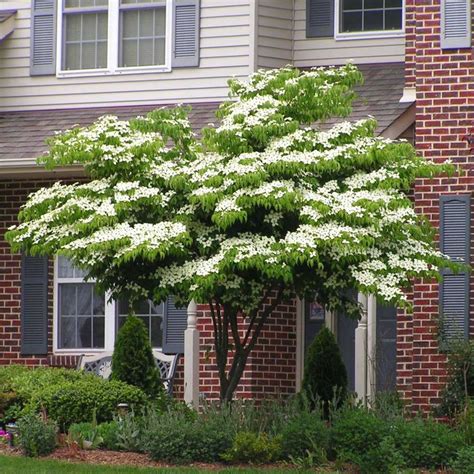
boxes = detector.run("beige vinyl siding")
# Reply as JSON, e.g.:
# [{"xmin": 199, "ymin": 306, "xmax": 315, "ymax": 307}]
[
  {"xmin": 257, "ymin": 0, "xmax": 293, "ymax": 69},
  {"xmin": 0, "ymin": 0, "xmax": 252, "ymax": 112},
  {"xmin": 293, "ymin": 0, "xmax": 404, "ymax": 67}
]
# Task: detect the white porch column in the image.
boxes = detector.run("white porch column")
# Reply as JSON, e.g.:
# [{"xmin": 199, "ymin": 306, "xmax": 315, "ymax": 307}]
[
  {"xmin": 366, "ymin": 295, "xmax": 377, "ymax": 404},
  {"xmin": 355, "ymin": 293, "xmax": 368, "ymax": 404},
  {"xmin": 184, "ymin": 300, "xmax": 200, "ymax": 409}
]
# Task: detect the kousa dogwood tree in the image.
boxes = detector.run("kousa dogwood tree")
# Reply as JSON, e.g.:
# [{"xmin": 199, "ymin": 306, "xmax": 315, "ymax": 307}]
[{"xmin": 7, "ymin": 65, "xmax": 458, "ymax": 402}]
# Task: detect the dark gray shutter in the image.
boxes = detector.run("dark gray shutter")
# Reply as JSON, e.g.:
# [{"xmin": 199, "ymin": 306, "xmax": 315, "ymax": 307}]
[
  {"xmin": 30, "ymin": 0, "xmax": 56, "ymax": 76},
  {"xmin": 441, "ymin": 0, "xmax": 471, "ymax": 49},
  {"xmin": 439, "ymin": 195, "xmax": 471, "ymax": 342},
  {"xmin": 162, "ymin": 296, "xmax": 187, "ymax": 353},
  {"xmin": 21, "ymin": 255, "xmax": 49, "ymax": 355},
  {"xmin": 306, "ymin": 0, "xmax": 334, "ymax": 38},
  {"xmin": 172, "ymin": 0, "xmax": 200, "ymax": 67}
]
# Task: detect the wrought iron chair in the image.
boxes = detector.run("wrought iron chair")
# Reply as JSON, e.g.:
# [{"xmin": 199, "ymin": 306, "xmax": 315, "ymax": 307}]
[{"xmin": 77, "ymin": 350, "xmax": 180, "ymax": 396}]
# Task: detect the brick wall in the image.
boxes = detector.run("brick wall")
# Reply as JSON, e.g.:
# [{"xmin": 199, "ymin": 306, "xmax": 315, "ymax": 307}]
[
  {"xmin": 398, "ymin": 1, "xmax": 474, "ymax": 412},
  {"xmin": 197, "ymin": 298, "xmax": 297, "ymax": 401}
]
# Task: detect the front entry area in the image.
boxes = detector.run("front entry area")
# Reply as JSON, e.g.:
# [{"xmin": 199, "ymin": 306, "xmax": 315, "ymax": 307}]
[{"xmin": 302, "ymin": 298, "xmax": 397, "ymax": 396}]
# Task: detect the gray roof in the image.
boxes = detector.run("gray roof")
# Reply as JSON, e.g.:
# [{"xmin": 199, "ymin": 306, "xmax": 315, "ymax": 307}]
[
  {"xmin": 0, "ymin": 62, "xmax": 411, "ymax": 169},
  {"xmin": 0, "ymin": 103, "xmax": 219, "ymax": 166},
  {"xmin": 319, "ymin": 62, "xmax": 411, "ymax": 134}
]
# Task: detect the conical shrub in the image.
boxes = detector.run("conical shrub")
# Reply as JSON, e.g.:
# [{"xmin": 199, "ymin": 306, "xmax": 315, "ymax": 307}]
[
  {"xmin": 111, "ymin": 315, "xmax": 162, "ymax": 398},
  {"xmin": 302, "ymin": 326, "xmax": 348, "ymax": 412}
]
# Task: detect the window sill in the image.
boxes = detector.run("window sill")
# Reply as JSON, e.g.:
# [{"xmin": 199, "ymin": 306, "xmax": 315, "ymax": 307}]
[
  {"xmin": 53, "ymin": 348, "xmax": 108, "ymax": 355},
  {"xmin": 334, "ymin": 30, "xmax": 404, "ymax": 41},
  {"xmin": 56, "ymin": 65, "xmax": 172, "ymax": 79}
]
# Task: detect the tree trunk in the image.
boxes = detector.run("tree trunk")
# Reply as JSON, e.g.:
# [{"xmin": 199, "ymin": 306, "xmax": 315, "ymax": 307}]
[{"xmin": 209, "ymin": 288, "xmax": 285, "ymax": 402}]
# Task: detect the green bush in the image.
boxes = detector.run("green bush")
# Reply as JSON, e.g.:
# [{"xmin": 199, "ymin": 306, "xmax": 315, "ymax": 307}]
[
  {"xmin": 391, "ymin": 417, "xmax": 464, "ymax": 469},
  {"xmin": 146, "ymin": 411, "xmax": 233, "ymax": 463},
  {"xmin": 221, "ymin": 432, "xmax": 282, "ymax": 464},
  {"xmin": 330, "ymin": 407, "xmax": 389, "ymax": 465},
  {"xmin": 97, "ymin": 421, "xmax": 120, "ymax": 451},
  {"xmin": 29, "ymin": 376, "xmax": 147, "ymax": 430},
  {"xmin": 68, "ymin": 421, "xmax": 102, "ymax": 449},
  {"xmin": 17, "ymin": 413, "xmax": 57, "ymax": 457},
  {"xmin": 280, "ymin": 411, "xmax": 328, "ymax": 459},
  {"xmin": 301, "ymin": 327, "xmax": 347, "ymax": 413},
  {"xmin": 450, "ymin": 446, "xmax": 474, "ymax": 474},
  {"xmin": 111, "ymin": 315, "xmax": 162, "ymax": 398},
  {"xmin": 358, "ymin": 436, "xmax": 404, "ymax": 474}
]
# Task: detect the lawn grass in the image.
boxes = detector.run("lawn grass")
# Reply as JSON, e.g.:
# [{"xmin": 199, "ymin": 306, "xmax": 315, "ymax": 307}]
[{"xmin": 0, "ymin": 455, "xmax": 320, "ymax": 473}]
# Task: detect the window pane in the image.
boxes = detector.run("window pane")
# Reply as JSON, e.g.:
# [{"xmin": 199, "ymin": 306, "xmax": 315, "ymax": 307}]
[
  {"xmin": 66, "ymin": 14, "xmax": 82, "ymax": 41},
  {"xmin": 386, "ymin": 0, "xmax": 402, "ymax": 6},
  {"xmin": 77, "ymin": 317, "xmax": 92, "ymax": 347},
  {"xmin": 82, "ymin": 13, "xmax": 96, "ymax": 40},
  {"xmin": 155, "ymin": 8, "xmax": 166, "ymax": 33},
  {"xmin": 118, "ymin": 298, "xmax": 131, "ymax": 315},
  {"xmin": 141, "ymin": 12, "xmax": 154, "ymax": 36},
  {"xmin": 60, "ymin": 317, "xmax": 76, "ymax": 348},
  {"xmin": 150, "ymin": 315, "xmax": 163, "ymax": 348},
  {"xmin": 342, "ymin": 11, "xmax": 362, "ymax": 32},
  {"xmin": 93, "ymin": 291, "xmax": 105, "ymax": 316},
  {"xmin": 58, "ymin": 256, "xmax": 75, "ymax": 278},
  {"xmin": 93, "ymin": 316, "xmax": 105, "ymax": 348},
  {"xmin": 150, "ymin": 301, "xmax": 164, "ymax": 315},
  {"xmin": 365, "ymin": 0, "xmax": 383, "ymax": 9},
  {"xmin": 118, "ymin": 315, "xmax": 127, "ymax": 331},
  {"xmin": 123, "ymin": 10, "xmax": 139, "ymax": 37},
  {"xmin": 139, "ymin": 39, "xmax": 154, "ymax": 66},
  {"xmin": 122, "ymin": 39, "xmax": 138, "ymax": 66},
  {"xmin": 364, "ymin": 10, "xmax": 384, "ymax": 30},
  {"xmin": 97, "ymin": 41, "xmax": 108, "ymax": 68},
  {"xmin": 136, "ymin": 300, "xmax": 151, "ymax": 315},
  {"xmin": 81, "ymin": 42, "xmax": 97, "ymax": 69},
  {"xmin": 154, "ymin": 38, "xmax": 165, "ymax": 65},
  {"xmin": 77, "ymin": 284, "xmax": 93, "ymax": 316},
  {"xmin": 342, "ymin": 0, "xmax": 362, "ymax": 10},
  {"xmin": 60, "ymin": 284, "xmax": 76, "ymax": 316},
  {"xmin": 385, "ymin": 9, "xmax": 402, "ymax": 30}
]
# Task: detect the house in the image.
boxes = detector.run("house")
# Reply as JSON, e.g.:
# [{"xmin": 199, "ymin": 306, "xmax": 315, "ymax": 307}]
[{"xmin": 0, "ymin": 0, "xmax": 470, "ymax": 413}]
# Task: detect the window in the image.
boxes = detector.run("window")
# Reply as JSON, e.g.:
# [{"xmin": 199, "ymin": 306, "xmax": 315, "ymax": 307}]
[
  {"xmin": 118, "ymin": 298, "xmax": 164, "ymax": 347},
  {"xmin": 55, "ymin": 257, "xmax": 166, "ymax": 352},
  {"xmin": 58, "ymin": 0, "xmax": 172, "ymax": 75},
  {"xmin": 63, "ymin": 0, "xmax": 108, "ymax": 71},
  {"xmin": 338, "ymin": 0, "xmax": 403, "ymax": 36},
  {"xmin": 57, "ymin": 256, "xmax": 105, "ymax": 349}
]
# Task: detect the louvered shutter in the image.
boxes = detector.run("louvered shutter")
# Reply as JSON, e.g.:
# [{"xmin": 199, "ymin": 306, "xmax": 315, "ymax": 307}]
[
  {"xmin": 30, "ymin": 0, "xmax": 56, "ymax": 75},
  {"xmin": 441, "ymin": 0, "xmax": 471, "ymax": 49},
  {"xmin": 439, "ymin": 195, "xmax": 471, "ymax": 343},
  {"xmin": 172, "ymin": 0, "xmax": 200, "ymax": 67},
  {"xmin": 162, "ymin": 296, "xmax": 187, "ymax": 353},
  {"xmin": 306, "ymin": 0, "xmax": 334, "ymax": 38},
  {"xmin": 21, "ymin": 255, "xmax": 49, "ymax": 355}
]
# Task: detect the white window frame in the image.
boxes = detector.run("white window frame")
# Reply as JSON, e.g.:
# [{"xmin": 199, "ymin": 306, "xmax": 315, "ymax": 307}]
[
  {"xmin": 56, "ymin": 0, "xmax": 173, "ymax": 78},
  {"xmin": 53, "ymin": 257, "xmax": 115, "ymax": 354},
  {"xmin": 334, "ymin": 0, "xmax": 405, "ymax": 41}
]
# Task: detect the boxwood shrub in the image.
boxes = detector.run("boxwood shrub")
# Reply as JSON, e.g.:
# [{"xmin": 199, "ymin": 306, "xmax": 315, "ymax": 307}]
[
  {"xmin": 28, "ymin": 377, "xmax": 147, "ymax": 430},
  {"xmin": 0, "ymin": 366, "xmax": 147, "ymax": 430}
]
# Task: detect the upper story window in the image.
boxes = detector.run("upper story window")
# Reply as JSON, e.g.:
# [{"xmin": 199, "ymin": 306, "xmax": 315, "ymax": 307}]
[
  {"xmin": 58, "ymin": 0, "xmax": 172, "ymax": 76},
  {"xmin": 340, "ymin": 0, "xmax": 403, "ymax": 34},
  {"xmin": 306, "ymin": 0, "xmax": 404, "ymax": 40}
]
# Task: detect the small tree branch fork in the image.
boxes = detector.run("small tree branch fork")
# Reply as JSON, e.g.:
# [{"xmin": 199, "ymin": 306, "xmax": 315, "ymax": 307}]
[{"xmin": 209, "ymin": 287, "xmax": 285, "ymax": 402}]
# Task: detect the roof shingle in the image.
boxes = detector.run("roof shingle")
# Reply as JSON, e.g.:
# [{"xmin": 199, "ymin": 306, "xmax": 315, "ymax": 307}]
[{"xmin": 0, "ymin": 62, "xmax": 411, "ymax": 169}]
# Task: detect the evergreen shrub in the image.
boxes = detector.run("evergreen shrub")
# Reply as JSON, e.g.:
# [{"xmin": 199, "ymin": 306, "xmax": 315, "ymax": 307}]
[
  {"xmin": 111, "ymin": 315, "xmax": 162, "ymax": 398},
  {"xmin": 301, "ymin": 327, "xmax": 348, "ymax": 412}
]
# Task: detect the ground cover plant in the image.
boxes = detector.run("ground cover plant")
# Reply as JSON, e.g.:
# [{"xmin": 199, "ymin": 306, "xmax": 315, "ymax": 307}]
[{"xmin": 6, "ymin": 64, "xmax": 458, "ymax": 402}]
